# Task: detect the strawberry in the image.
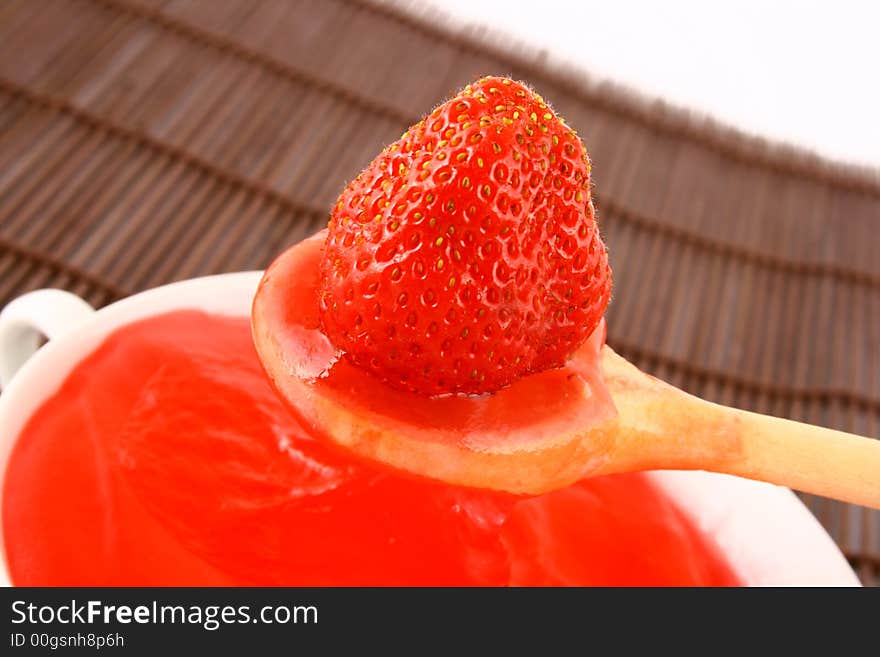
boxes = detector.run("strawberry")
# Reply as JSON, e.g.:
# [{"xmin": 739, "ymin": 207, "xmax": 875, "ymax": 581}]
[{"xmin": 319, "ymin": 76, "xmax": 611, "ymax": 396}]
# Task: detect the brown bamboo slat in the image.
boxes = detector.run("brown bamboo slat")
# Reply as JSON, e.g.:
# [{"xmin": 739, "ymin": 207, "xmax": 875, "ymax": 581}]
[{"xmin": 0, "ymin": 0, "xmax": 877, "ymax": 584}]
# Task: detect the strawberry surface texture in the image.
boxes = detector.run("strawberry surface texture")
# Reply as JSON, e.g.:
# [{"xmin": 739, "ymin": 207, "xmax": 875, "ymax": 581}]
[{"xmin": 319, "ymin": 76, "xmax": 611, "ymax": 396}]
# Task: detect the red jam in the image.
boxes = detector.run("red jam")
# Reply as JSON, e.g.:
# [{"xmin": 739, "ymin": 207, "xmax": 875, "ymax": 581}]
[{"xmin": 2, "ymin": 310, "xmax": 739, "ymax": 585}]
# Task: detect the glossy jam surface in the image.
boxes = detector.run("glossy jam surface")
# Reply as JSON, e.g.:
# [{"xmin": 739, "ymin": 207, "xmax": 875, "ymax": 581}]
[{"xmin": 3, "ymin": 311, "xmax": 739, "ymax": 585}]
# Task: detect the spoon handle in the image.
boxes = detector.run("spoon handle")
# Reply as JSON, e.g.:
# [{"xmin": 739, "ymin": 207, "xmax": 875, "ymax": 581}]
[
  {"xmin": 601, "ymin": 347, "xmax": 880, "ymax": 509},
  {"xmin": 708, "ymin": 405, "xmax": 880, "ymax": 509}
]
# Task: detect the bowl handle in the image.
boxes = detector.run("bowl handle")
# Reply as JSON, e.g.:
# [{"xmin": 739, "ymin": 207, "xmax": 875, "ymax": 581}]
[{"xmin": 0, "ymin": 289, "xmax": 95, "ymax": 390}]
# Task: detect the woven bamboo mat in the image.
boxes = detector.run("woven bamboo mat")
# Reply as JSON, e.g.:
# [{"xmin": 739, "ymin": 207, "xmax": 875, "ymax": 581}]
[{"xmin": 0, "ymin": 0, "xmax": 878, "ymax": 585}]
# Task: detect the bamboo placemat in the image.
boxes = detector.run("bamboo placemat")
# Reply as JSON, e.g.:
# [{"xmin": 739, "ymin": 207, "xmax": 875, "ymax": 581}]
[{"xmin": 0, "ymin": 0, "xmax": 877, "ymax": 585}]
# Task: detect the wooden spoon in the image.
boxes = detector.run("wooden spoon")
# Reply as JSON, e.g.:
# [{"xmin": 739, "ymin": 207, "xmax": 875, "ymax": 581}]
[{"xmin": 253, "ymin": 235, "xmax": 880, "ymax": 509}]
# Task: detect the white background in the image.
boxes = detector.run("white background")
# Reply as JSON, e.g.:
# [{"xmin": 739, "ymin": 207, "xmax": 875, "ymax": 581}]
[{"xmin": 418, "ymin": 0, "xmax": 880, "ymax": 169}]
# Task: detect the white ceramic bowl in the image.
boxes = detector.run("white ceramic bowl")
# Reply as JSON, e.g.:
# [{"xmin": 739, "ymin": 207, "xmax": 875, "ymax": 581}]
[{"xmin": 0, "ymin": 273, "xmax": 860, "ymax": 586}]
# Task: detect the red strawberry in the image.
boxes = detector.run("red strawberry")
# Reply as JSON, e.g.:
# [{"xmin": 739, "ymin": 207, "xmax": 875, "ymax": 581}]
[{"xmin": 319, "ymin": 76, "xmax": 611, "ymax": 396}]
